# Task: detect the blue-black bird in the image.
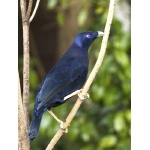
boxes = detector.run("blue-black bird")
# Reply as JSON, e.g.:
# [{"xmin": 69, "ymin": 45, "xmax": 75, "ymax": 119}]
[{"xmin": 29, "ymin": 31, "xmax": 104, "ymax": 140}]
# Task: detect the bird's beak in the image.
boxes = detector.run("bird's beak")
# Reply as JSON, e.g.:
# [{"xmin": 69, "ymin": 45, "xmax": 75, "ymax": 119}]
[{"xmin": 97, "ymin": 31, "xmax": 105, "ymax": 37}]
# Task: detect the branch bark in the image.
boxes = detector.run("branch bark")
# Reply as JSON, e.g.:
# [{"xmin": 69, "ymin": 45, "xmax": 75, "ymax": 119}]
[
  {"xmin": 20, "ymin": 0, "xmax": 27, "ymax": 19},
  {"xmin": 20, "ymin": 0, "xmax": 30, "ymax": 141},
  {"xmin": 18, "ymin": 72, "xmax": 30, "ymax": 150},
  {"xmin": 19, "ymin": 0, "xmax": 40, "ymax": 149},
  {"xmin": 26, "ymin": 0, "xmax": 33, "ymax": 19},
  {"xmin": 20, "ymin": 1, "xmax": 31, "ymax": 150},
  {"xmin": 46, "ymin": 0, "xmax": 116, "ymax": 149},
  {"xmin": 22, "ymin": 21, "xmax": 30, "ymax": 128}
]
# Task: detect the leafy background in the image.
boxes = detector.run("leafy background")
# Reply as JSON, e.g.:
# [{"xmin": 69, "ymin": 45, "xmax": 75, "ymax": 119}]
[{"xmin": 18, "ymin": 0, "xmax": 130, "ymax": 149}]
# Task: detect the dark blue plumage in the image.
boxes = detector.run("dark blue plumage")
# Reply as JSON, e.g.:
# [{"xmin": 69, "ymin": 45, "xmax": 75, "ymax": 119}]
[{"xmin": 29, "ymin": 31, "xmax": 104, "ymax": 140}]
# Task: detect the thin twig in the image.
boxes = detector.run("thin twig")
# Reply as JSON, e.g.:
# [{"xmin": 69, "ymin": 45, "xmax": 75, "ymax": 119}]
[
  {"xmin": 29, "ymin": 0, "xmax": 40, "ymax": 23},
  {"xmin": 45, "ymin": 0, "xmax": 116, "ymax": 149},
  {"xmin": 26, "ymin": 0, "xmax": 33, "ymax": 19},
  {"xmin": 20, "ymin": 0, "xmax": 27, "ymax": 19},
  {"xmin": 18, "ymin": 72, "xmax": 30, "ymax": 150}
]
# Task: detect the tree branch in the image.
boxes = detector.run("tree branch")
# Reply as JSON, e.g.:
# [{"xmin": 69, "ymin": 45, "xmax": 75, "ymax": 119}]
[
  {"xmin": 19, "ymin": 0, "xmax": 33, "ymax": 148},
  {"xmin": 29, "ymin": 0, "xmax": 40, "ymax": 23},
  {"xmin": 20, "ymin": 0, "xmax": 27, "ymax": 19},
  {"xmin": 20, "ymin": 0, "xmax": 30, "ymax": 138},
  {"xmin": 26, "ymin": 0, "xmax": 33, "ymax": 19},
  {"xmin": 45, "ymin": 0, "xmax": 116, "ymax": 149},
  {"xmin": 18, "ymin": 72, "xmax": 30, "ymax": 150},
  {"xmin": 22, "ymin": 21, "xmax": 30, "ymax": 129},
  {"xmin": 19, "ymin": 0, "xmax": 41, "ymax": 149}
]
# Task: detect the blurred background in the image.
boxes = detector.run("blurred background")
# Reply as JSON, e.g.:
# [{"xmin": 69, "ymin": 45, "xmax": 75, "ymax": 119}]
[{"xmin": 18, "ymin": 0, "xmax": 131, "ymax": 149}]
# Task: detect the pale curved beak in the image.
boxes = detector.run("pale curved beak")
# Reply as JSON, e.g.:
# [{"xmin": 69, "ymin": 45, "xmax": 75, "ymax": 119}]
[{"xmin": 97, "ymin": 31, "xmax": 105, "ymax": 37}]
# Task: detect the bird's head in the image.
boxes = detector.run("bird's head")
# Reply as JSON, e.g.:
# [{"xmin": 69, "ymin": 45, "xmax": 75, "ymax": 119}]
[{"xmin": 73, "ymin": 31, "xmax": 104, "ymax": 49}]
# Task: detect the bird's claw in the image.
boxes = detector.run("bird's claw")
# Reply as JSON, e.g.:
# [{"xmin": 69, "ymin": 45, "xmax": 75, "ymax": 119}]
[
  {"xmin": 60, "ymin": 121, "xmax": 68, "ymax": 133},
  {"xmin": 78, "ymin": 90, "xmax": 90, "ymax": 101},
  {"xmin": 63, "ymin": 89, "xmax": 90, "ymax": 101}
]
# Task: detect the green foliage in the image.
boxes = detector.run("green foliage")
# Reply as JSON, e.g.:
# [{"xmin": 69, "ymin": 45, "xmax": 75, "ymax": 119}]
[
  {"xmin": 99, "ymin": 135, "xmax": 117, "ymax": 148},
  {"xmin": 57, "ymin": 13, "xmax": 65, "ymax": 26},
  {"xmin": 47, "ymin": 0, "xmax": 58, "ymax": 9},
  {"xmin": 78, "ymin": 9, "xmax": 88, "ymax": 27},
  {"xmin": 25, "ymin": 0, "xmax": 131, "ymax": 149}
]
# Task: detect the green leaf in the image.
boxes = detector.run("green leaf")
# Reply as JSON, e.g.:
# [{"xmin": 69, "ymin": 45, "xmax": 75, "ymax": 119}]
[
  {"xmin": 47, "ymin": 0, "xmax": 58, "ymax": 9},
  {"xmin": 113, "ymin": 113, "xmax": 126, "ymax": 132},
  {"xmin": 78, "ymin": 10, "xmax": 88, "ymax": 27},
  {"xmin": 125, "ymin": 109, "xmax": 131, "ymax": 122},
  {"xmin": 99, "ymin": 135, "xmax": 117, "ymax": 148},
  {"xmin": 95, "ymin": 7, "xmax": 104, "ymax": 15},
  {"xmin": 114, "ymin": 50, "xmax": 129, "ymax": 67}
]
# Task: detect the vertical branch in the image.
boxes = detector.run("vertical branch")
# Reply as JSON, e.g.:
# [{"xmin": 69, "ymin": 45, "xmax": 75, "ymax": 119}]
[
  {"xmin": 20, "ymin": 0, "xmax": 30, "ymax": 135},
  {"xmin": 46, "ymin": 0, "xmax": 116, "ymax": 149},
  {"xmin": 19, "ymin": 0, "xmax": 41, "ymax": 149},
  {"xmin": 18, "ymin": 72, "xmax": 30, "ymax": 150},
  {"xmin": 20, "ymin": 0, "xmax": 41, "ymax": 129},
  {"xmin": 20, "ymin": 0, "xmax": 30, "ymax": 149},
  {"xmin": 23, "ymin": 23, "xmax": 30, "ymax": 128},
  {"xmin": 20, "ymin": 0, "xmax": 27, "ymax": 18},
  {"xmin": 21, "ymin": 15, "xmax": 30, "ymax": 129},
  {"xmin": 26, "ymin": 0, "xmax": 33, "ymax": 19}
]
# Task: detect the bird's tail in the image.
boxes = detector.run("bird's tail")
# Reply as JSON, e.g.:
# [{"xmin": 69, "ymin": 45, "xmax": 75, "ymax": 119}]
[{"xmin": 29, "ymin": 115, "xmax": 42, "ymax": 140}]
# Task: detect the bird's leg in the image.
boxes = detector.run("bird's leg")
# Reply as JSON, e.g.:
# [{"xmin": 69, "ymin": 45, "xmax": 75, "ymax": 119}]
[
  {"xmin": 47, "ymin": 110, "xmax": 62, "ymax": 125},
  {"xmin": 63, "ymin": 89, "xmax": 90, "ymax": 101},
  {"xmin": 64, "ymin": 90, "xmax": 81, "ymax": 100},
  {"xmin": 47, "ymin": 110, "xmax": 68, "ymax": 133}
]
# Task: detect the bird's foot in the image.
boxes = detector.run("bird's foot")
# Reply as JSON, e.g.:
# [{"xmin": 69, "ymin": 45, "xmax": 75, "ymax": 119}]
[
  {"xmin": 59, "ymin": 121, "xmax": 68, "ymax": 133},
  {"xmin": 78, "ymin": 89, "xmax": 90, "ymax": 101},
  {"xmin": 64, "ymin": 89, "xmax": 90, "ymax": 101}
]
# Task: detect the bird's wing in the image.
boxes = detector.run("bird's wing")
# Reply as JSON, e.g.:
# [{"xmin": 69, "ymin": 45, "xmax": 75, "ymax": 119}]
[{"xmin": 37, "ymin": 60, "xmax": 84, "ymax": 110}]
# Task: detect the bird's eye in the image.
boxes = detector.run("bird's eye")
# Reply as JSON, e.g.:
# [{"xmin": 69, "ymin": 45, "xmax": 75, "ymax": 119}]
[{"xmin": 86, "ymin": 34, "xmax": 91, "ymax": 38}]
